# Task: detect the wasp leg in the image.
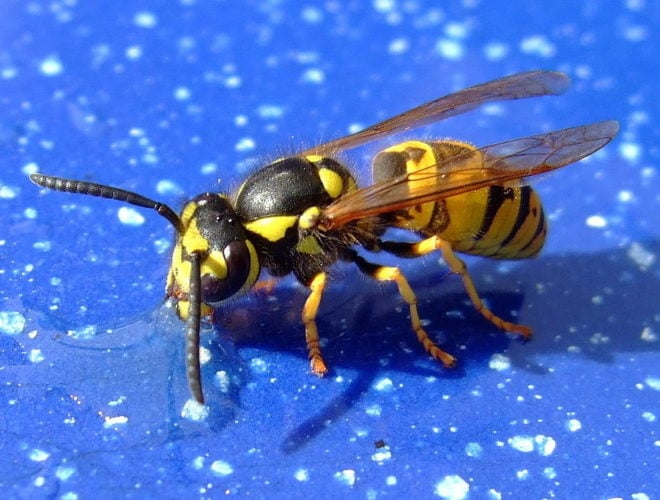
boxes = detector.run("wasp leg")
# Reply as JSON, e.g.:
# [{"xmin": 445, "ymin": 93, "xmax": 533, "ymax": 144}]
[
  {"xmin": 345, "ymin": 249, "xmax": 457, "ymax": 368},
  {"xmin": 302, "ymin": 272, "xmax": 329, "ymax": 376},
  {"xmin": 379, "ymin": 237, "xmax": 533, "ymax": 338}
]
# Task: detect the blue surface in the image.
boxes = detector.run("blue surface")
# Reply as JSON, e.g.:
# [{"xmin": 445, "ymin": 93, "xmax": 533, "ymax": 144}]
[{"xmin": 1, "ymin": 1, "xmax": 658, "ymax": 498}]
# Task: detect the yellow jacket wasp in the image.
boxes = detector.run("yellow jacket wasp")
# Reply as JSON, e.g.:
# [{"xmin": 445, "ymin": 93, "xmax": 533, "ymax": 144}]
[{"xmin": 30, "ymin": 70, "xmax": 619, "ymax": 404}]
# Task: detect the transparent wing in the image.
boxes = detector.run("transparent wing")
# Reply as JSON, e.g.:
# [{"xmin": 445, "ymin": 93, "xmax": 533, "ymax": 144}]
[
  {"xmin": 319, "ymin": 120, "xmax": 619, "ymax": 230},
  {"xmin": 302, "ymin": 70, "xmax": 571, "ymax": 157}
]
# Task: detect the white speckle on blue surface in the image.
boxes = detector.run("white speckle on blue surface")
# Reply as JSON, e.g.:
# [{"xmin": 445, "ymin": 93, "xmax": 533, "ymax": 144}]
[
  {"xmin": 1, "ymin": 65, "xmax": 17, "ymax": 79},
  {"xmin": 200, "ymin": 162, "xmax": 218, "ymax": 174},
  {"xmin": 487, "ymin": 489, "xmax": 503, "ymax": 500},
  {"xmin": 153, "ymin": 238, "xmax": 171, "ymax": 255},
  {"xmin": 301, "ymin": 6, "xmax": 323, "ymax": 24},
  {"xmin": 488, "ymin": 353, "xmax": 511, "ymax": 371},
  {"xmin": 543, "ymin": 467, "xmax": 557, "ymax": 479},
  {"xmin": 156, "ymin": 179, "xmax": 184, "ymax": 197},
  {"xmin": 508, "ymin": 435, "xmax": 556, "ymax": 456},
  {"xmin": 465, "ymin": 442, "xmax": 483, "ymax": 457},
  {"xmin": 198, "ymin": 346, "xmax": 211, "ymax": 366},
  {"xmin": 373, "ymin": 0, "xmax": 396, "ymax": 13},
  {"xmin": 250, "ymin": 357, "xmax": 268, "ymax": 374},
  {"xmin": 55, "ymin": 465, "xmax": 76, "ymax": 482},
  {"xmin": 301, "ymin": 68, "xmax": 325, "ymax": 84},
  {"xmin": 107, "ymin": 396, "xmax": 127, "ymax": 407},
  {"xmin": 29, "ymin": 349, "xmax": 45, "ymax": 363},
  {"xmin": 641, "ymin": 411, "xmax": 655, "ymax": 422},
  {"xmin": 34, "ymin": 476, "xmax": 45, "ymax": 486},
  {"xmin": 365, "ymin": 404, "xmax": 382, "ymax": 417},
  {"xmin": 631, "ymin": 494, "xmax": 651, "ymax": 500},
  {"xmin": 625, "ymin": 0, "xmax": 645, "ymax": 11},
  {"xmin": 117, "ymin": 206, "xmax": 145, "ymax": 226},
  {"xmin": 0, "ymin": 182, "xmax": 18, "ymax": 199},
  {"xmin": 566, "ymin": 418, "xmax": 582, "ymax": 432},
  {"xmin": 640, "ymin": 326, "xmax": 657, "ymax": 342},
  {"xmin": 67, "ymin": 325, "xmax": 97, "ymax": 339},
  {"xmin": 483, "ymin": 42, "xmax": 509, "ymax": 61},
  {"xmin": 334, "ymin": 469, "xmax": 357, "ymax": 487},
  {"xmin": 627, "ymin": 242, "xmax": 655, "ymax": 271},
  {"xmin": 535, "ymin": 435, "xmax": 557, "ymax": 456},
  {"xmin": 133, "ymin": 11, "xmax": 158, "ymax": 29},
  {"xmin": 22, "ymin": 162, "xmax": 39, "ymax": 175},
  {"xmin": 445, "ymin": 22, "xmax": 469, "ymax": 39},
  {"xmin": 435, "ymin": 39, "xmax": 464, "ymax": 60},
  {"xmin": 617, "ymin": 189, "xmax": 634, "ymax": 203},
  {"xmin": 257, "ymin": 104, "xmax": 285, "ymax": 119},
  {"xmin": 40, "ymin": 56, "xmax": 64, "ymax": 76},
  {"xmin": 0, "ymin": 311, "xmax": 26, "ymax": 335},
  {"xmin": 33, "ymin": 241, "xmax": 52, "ymax": 252},
  {"xmin": 210, "ymin": 459, "xmax": 234, "ymax": 477},
  {"xmin": 24, "ymin": 207, "xmax": 38, "ymax": 219},
  {"xmin": 125, "ymin": 45, "xmax": 143, "ymax": 60},
  {"xmin": 103, "ymin": 415, "xmax": 128, "ymax": 428},
  {"xmin": 585, "ymin": 214, "xmax": 608, "ymax": 228},
  {"xmin": 519, "ymin": 35, "xmax": 556, "ymax": 57},
  {"xmin": 621, "ymin": 24, "xmax": 648, "ymax": 42},
  {"xmin": 619, "ymin": 141, "xmax": 641, "ymax": 162},
  {"xmin": 235, "ymin": 137, "xmax": 256, "ymax": 152},
  {"xmin": 388, "ymin": 37, "xmax": 410, "ymax": 54},
  {"xmin": 223, "ymin": 75, "xmax": 242, "ymax": 88},
  {"xmin": 644, "ymin": 377, "xmax": 660, "ymax": 391},
  {"xmin": 294, "ymin": 468, "xmax": 310, "ymax": 481},
  {"xmin": 434, "ymin": 474, "xmax": 469, "ymax": 499},
  {"xmin": 181, "ymin": 399, "xmax": 209, "ymax": 421},
  {"xmin": 373, "ymin": 377, "xmax": 393, "ymax": 391},
  {"xmin": 191, "ymin": 456, "xmax": 204, "ymax": 470},
  {"xmin": 386, "ymin": 475, "xmax": 397, "ymax": 486},
  {"xmin": 516, "ymin": 469, "xmax": 530, "ymax": 480},
  {"xmin": 173, "ymin": 86, "xmax": 191, "ymax": 101},
  {"xmin": 29, "ymin": 448, "xmax": 50, "ymax": 462},
  {"xmin": 371, "ymin": 446, "xmax": 392, "ymax": 463},
  {"xmin": 215, "ymin": 370, "xmax": 230, "ymax": 393},
  {"xmin": 60, "ymin": 493, "xmax": 78, "ymax": 500}
]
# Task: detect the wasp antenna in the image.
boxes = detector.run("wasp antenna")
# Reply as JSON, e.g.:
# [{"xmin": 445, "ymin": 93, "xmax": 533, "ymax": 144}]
[
  {"xmin": 185, "ymin": 252, "xmax": 205, "ymax": 405},
  {"xmin": 29, "ymin": 173, "xmax": 185, "ymax": 234}
]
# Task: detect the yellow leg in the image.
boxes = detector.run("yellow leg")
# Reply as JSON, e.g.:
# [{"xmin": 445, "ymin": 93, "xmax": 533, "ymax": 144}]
[
  {"xmin": 414, "ymin": 236, "xmax": 532, "ymax": 338},
  {"xmin": 372, "ymin": 266, "xmax": 457, "ymax": 368},
  {"xmin": 302, "ymin": 272, "xmax": 329, "ymax": 376}
]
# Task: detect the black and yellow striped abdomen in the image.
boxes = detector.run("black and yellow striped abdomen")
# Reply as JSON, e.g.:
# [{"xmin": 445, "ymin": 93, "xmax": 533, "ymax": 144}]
[{"xmin": 372, "ymin": 140, "xmax": 547, "ymax": 259}]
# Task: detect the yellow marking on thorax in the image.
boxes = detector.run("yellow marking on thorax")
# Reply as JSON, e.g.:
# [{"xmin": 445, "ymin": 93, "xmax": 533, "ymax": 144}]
[
  {"xmin": 296, "ymin": 235, "xmax": 323, "ymax": 254},
  {"xmin": 245, "ymin": 215, "xmax": 298, "ymax": 242},
  {"xmin": 318, "ymin": 168, "xmax": 344, "ymax": 199}
]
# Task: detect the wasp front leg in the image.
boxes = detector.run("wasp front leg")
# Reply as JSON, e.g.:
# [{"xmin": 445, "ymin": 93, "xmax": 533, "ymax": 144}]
[
  {"xmin": 302, "ymin": 272, "xmax": 329, "ymax": 376},
  {"xmin": 378, "ymin": 237, "xmax": 533, "ymax": 338}
]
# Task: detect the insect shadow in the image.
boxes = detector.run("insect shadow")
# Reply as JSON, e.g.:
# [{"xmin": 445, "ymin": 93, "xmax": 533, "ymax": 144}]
[{"xmin": 215, "ymin": 238, "xmax": 659, "ymax": 453}]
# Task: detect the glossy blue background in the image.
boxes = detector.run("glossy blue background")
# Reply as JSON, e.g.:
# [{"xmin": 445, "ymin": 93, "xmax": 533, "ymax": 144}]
[{"xmin": 1, "ymin": 1, "xmax": 657, "ymax": 498}]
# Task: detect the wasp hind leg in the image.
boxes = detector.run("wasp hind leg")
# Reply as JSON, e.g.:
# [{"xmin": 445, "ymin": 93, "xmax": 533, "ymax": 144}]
[
  {"xmin": 379, "ymin": 237, "xmax": 533, "ymax": 338},
  {"xmin": 302, "ymin": 272, "xmax": 330, "ymax": 376},
  {"xmin": 345, "ymin": 249, "xmax": 457, "ymax": 368}
]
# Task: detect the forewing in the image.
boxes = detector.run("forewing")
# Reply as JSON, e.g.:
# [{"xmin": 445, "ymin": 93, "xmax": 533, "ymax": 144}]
[
  {"xmin": 319, "ymin": 120, "xmax": 619, "ymax": 230},
  {"xmin": 302, "ymin": 70, "xmax": 570, "ymax": 157}
]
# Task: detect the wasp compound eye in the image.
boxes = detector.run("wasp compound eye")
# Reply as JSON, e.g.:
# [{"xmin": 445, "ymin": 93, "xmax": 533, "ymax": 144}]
[{"xmin": 201, "ymin": 240, "xmax": 253, "ymax": 303}]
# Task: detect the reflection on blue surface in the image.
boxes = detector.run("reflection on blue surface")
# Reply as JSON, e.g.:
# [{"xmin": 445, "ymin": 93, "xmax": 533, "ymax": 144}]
[{"xmin": 1, "ymin": 1, "xmax": 658, "ymax": 498}]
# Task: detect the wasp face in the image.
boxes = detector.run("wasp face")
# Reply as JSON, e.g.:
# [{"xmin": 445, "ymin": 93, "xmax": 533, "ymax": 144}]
[{"xmin": 167, "ymin": 193, "xmax": 260, "ymax": 318}]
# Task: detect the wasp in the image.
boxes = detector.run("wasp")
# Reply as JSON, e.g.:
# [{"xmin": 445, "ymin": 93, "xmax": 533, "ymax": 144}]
[{"xmin": 30, "ymin": 71, "xmax": 618, "ymax": 404}]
